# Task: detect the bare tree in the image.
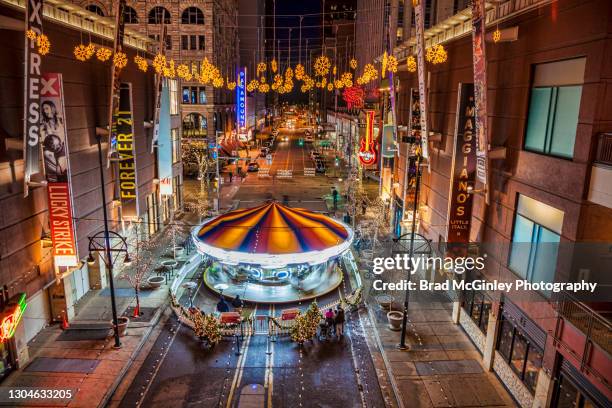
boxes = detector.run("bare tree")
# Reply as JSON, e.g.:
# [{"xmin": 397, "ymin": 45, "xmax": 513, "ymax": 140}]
[
  {"xmin": 182, "ymin": 140, "xmax": 215, "ymax": 188},
  {"xmin": 122, "ymin": 224, "xmax": 156, "ymax": 317}
]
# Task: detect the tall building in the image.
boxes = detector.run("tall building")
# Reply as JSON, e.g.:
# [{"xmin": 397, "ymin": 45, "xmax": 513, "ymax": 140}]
[
  {"xmin": 73, "ymin": 0, "xmax": 239, "ymax": 148},
  {"xmin": 0, "ymin": 0, "xmax": 160, "ymax": 377},
  {"xmin": 391, "ymin": 0, "xmax": 612, "ymax": 407}
]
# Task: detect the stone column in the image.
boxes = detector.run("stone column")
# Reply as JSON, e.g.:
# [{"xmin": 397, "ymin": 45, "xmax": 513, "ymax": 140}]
[
  {"xmin": 402, "ymin": 0, "xmax": 413, "ymax": 41},
  {"xmin": 451, "ymin": 300, "xmax": 461, "ymax": 324},
  {"xmin": 482, "ymin": 302, "xmax": 502, "ymax": 371},
  {"xmin": 532, "ymin": 369, "xmax": 553, "ymax": 408}
]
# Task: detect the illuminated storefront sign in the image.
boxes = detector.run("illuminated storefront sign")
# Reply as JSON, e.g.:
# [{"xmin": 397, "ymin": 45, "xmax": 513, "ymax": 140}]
[
  {"xmin": 23, "ymin": 0, "xmax": 44, "ymax": 196},
  {"xmin": 237, "ymin": 69, "xmax": 246, "ymax": 130},
  {"xmin": 42, "ymin": 73, "xmax": 78, "ymax": 267},
  {"xmin": 446, "ymin": 83, "xmax": 476, "ymax": 254},
  {"xmin": 0, "ymin": 294, "xmax": 27, "ymax": 342},
  {"xmin": 116, "ymin": 83, "xmax": 139, "ymax": 219},
  {"xmin": 358, "ymin": 110, "xmax": 377, "ymax": 166},
  {"xmin": 472, "ymin": 0, "xmax": 489, "ymax": 191}
]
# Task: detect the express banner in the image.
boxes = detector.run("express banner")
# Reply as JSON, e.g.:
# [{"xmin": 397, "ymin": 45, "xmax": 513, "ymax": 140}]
[
  {"xmin": 107, "ymin": 0, "xmax": 127, "ymax": 163},
  {"xmin": 117, "ymin": 83, "xmax": 139, "ymax": 219},
  {"xmin": 41, "ymin": 73, "xmax": 78, "ymax": 267},
  {"xmin": 157, "ymin": 80, "xmax": 172, "ymax": 196},
  {"xmin": 471, "ymin": 0, "xmax": 489, "ymax": 191},
  {"xmin": 23, "ymin": 0, "xmax": 44, "ymax": 196},
  {"xmin": 446, "ymin": 83, "xmax": 476, "ymax": 254},
  {"xmin": 414, "ymin": 0, "xmax": 429, "ymax": 162}
]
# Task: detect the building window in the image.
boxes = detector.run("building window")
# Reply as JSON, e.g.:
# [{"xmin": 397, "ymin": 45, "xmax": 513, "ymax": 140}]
[
  {"xmin": 181, "ymin": 6, "xmax": 204, "ymax": 24},
  {"xmin": 525, "ymin": 58, "xmax": 585, "ymax": 159},
  {"xmin": 508, "ymin": 195, "xmax": 563, "ymax": 297},
  {"xmin": 123, "ymin": 6, "xmax": 138, "ymax": 23},
  {"xmin": 168, "ymin": 79, "xmax": 179, "ymax": 115},
  {"xmin": 148, "ymin": 6, "xmax": 171, "ymax": 24},
  {"xmin": 182, "ymin": 113, "xmax": 207, "ymax": 138},
  {"xmin": 181, "ymin": 35, "xmax": 204, "ymax": 51},
  {"xmin": 182, "ymin": 87, "xmax": 190, "ymax": 104},
  {"xmin": 171, "ymin": 129, "xmax": 180, "ymax": 164},
  {"xmin": 85, "ymin": 4, "xmax": 105, "ymax": 16},
  {"xmin": 146, "ymin": 193, "xmax": 159, "ymax": 236},
  {"xmin": 199, "ymin": 89, "xmax": 207, "ymax": 104},
  {"xmin": 462, "ymin": 290, "xmax": 491, "ymax": 334},
  {"xmin": 173, "ymin": 175, "xmax": 182, "ymax": 211},
  {"xmin": 496, "ymin": 316, "xmax": 543, "ymax": 394},
  {"xmin": 198, "ymin": 35, "xmax": 205, "ymax": 50},
  {"xmin": 553, "ymin": 371, "xmax": 601, "ymax": 408},
  {"xmin": 148, "ymin": 34, "xmax": 172, "ymax": 50}
]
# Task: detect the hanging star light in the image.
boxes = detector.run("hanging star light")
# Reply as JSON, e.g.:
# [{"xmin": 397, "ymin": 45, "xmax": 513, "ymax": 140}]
[
  {"xmin": 36, "ymin": 34, "xmax": 50, "ymax": 55},
  {"xmin": 327, "ymin": 83, "xmax": 334, "ymax": 92},
  {"xmin": 259, "ymin": 76, "xmax": 266, "ymax": 83},
  {"xmin": 212, "ymin": 76, "xmax": 224, "ymax": 88},
  {"xmin": 74, "ymin": 44, "xmax": 89, "ymax": 61},
  {"xmin": 227, "ymin": 80, "xmax": 237, "ymax": 90},
  {"xmin": 177, "ymin": 64, "xmax": 191, "ymax": 79},
  {"xmin": 350, "ymin": 58, "xmax": 358, "ymax": 70},
  {"xmin": 113, "ymin": 51, "xmax": 128, "ymax": 69},
  {"xmin": 388, "ymin": 55, "xmax": 398, "ymax": 73},
  {"xmin": 85, "ymin": 43, "xmax": 96, "ymax": 59},
  {"xmin": 493, "ymin": 28, "xmax": 501, "ymax": 43},
  {"xmin": 152, "ymin": 54, "xmax": 166, "ymax": 73},
  {"xmin": 406, "ymin": 55, "xmax": 417, "ymax": 72},
  {"xmin": 96, "ymin": 47, "xmax": 112, "ymax": 61},
  {"xmin": 314, "ymin": 55, "xmax": 331, "ymax": 77},
  {"xmin": 257, "ymin": 62, "xmax": 267, "ymax": 75},
  {"xmin": 134, "ymin": 55, "xmax": 148, "ymax": 72},
  {"xmin": 163, "ymin": 59, "xmax": 176, "ymax": 78},
  {"xmin": 426, "ymin": 44, "xmax": 447, "ymax": 64},
  {"xmin": 258, "ymin": 83, "xmax": 270, "ymax": 93},
  {"xmin": 25, "ymin": 29, "xmax": 37, "ymax": 40},
  {"xmin": 295, "ymin": 63, "xmax": 305, "ymax": 80},
  {"xmin": 271, "ymin": 59, "xmax": 278, "ymax": 73},
  {"xmin": 341, "ymin": 72, "xmax": 353, "ymax": 87},
  {"xmin": 381, "ymin": 51, "xmax": 388, "ymax": 78}
]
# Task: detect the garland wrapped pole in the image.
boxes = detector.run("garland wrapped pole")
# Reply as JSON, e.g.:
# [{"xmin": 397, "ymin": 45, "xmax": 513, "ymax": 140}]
[{"xmin": 291, "ymin": 301, "xmax": 322, "ymax": 345}]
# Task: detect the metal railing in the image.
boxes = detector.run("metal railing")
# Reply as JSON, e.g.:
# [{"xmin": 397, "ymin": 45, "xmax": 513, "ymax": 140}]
[
  {"xmin": 554, "ymin": 291, "xmax": 612, "ymax": 356},
  {"xmin": 595, "ymin": 133, "xmax": 612, "ymax": 166}
]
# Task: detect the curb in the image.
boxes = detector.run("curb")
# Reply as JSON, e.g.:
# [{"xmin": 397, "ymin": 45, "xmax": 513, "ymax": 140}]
[{"xmin": 97, "ymin": 303, "xmax": 168, "ymax": 408}]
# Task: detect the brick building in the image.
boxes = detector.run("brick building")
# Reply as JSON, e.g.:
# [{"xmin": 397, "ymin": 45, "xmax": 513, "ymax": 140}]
[{"xmin": 391, "ymin": 0, "xmax": 612, "ymax": 406}]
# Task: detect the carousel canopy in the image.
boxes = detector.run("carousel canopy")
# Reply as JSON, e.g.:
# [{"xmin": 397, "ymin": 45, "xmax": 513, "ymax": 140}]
[{"xmin": 192, "ymin": 202, "xmax": 353, "ymax": 268}]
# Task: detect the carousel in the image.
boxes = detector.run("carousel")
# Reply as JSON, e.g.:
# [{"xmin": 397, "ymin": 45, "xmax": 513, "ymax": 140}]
[{"xmin": 192, "ymin": 202, "xmax": 355, "ymax": 303}]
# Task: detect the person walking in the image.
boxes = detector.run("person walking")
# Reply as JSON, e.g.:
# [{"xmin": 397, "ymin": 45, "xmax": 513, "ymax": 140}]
[
  {"xmin": 229, "ymin": 171, "xmax": 233, "ymax": 183},
  {"xmin": 216, "ymin": 297, "xmax": 230, "ymax": 313},
  {"xmin": 335, "ymin": 305, "xmax": 345, "ymax": 337},
  {"xmin": 324, "ymin": 308, "xmax": 335, "ymax": 335}
]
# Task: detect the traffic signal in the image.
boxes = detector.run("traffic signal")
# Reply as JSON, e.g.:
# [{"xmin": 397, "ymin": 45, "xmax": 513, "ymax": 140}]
[
  {"xmin": 298, "ymin": 138, "xmax": 304, "ymax": 146},
  {"xmin": 334, "ymin": 156, "xmax": 340, "ymax": 167}
]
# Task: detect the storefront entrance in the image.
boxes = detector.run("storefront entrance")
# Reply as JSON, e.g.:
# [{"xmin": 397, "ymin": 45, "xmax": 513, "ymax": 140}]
[{"xmin": 0, "ymin": 341, "xmax": 15, "ymax": 381}]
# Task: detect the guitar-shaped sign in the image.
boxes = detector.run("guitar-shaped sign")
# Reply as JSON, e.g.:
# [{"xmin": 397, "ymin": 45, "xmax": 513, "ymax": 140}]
[{"xmin": 358, "ymin": 110, "xmax": 377, "ymax": 165}]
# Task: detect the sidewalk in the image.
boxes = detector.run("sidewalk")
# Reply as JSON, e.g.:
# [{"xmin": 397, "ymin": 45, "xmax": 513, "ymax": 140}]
[{"xmin": 2, "ymin": 213, "xmax": 198, "ymax": 408}]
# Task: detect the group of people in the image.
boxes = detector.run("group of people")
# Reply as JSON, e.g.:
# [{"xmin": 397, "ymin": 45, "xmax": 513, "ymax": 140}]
[
  {"xmin": 216, "ymin": 295, "xmax": 244, "ymax": 313},
  {"xmin": 322, "ymin": 305, "xmax": 346, "ymax": 337}
]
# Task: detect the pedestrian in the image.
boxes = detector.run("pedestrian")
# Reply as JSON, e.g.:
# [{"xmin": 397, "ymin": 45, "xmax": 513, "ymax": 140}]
[
  {"xmin": 335, "ymin": 305, "xmax": 345, "ymax": 337},
  {"xmin": 229, "ymin": 171, "xmax": 233, "ymax": 182},
  {"xmin": 324, "ymin": 308, "xmax": 335, "ymax": 335},
  {"xmin": 361, "ymin": 198, "xmax": 367, "ymax": 215},
  {"xmin": 232, "ymin": 295, "xmax": 244, "ymax": 312},
  {"xmin": 332, "ymin": 188, "xmax": 339, "ymax": 211},
  {"xmin": 216, "ymin": 297, "xmax": 229, "ymax": 313}
]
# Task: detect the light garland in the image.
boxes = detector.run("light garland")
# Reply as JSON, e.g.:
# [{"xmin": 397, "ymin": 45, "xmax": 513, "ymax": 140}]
[
  {"xmin": 314, "ymin": 55, "xmax": 331, "ymax": 77},
  {"xmin": 426, "ymin": 44, "xmax": 447, "ymax": 64},
  {"xmin": 113, "ymin": 51, "xmax": 128, "ymax": 69},
  {"xmin": 36, "ymin": 34, "xmax": 50, "ymax": 55},
  {"xmin": 226, "ymin": 80, "xmax": 237, "ymax": 90},
  {"xmin": 177, "ymin": 63, "xmax": 191, "ymax": 80},
  {"xmin": 134, "ymin": 55, "xmax": 148, "ymax": 72},
  {"xmin": 96, "ymin": 47, "xmax": 112, "ymax": 62},
  {"xmin": 212, "ymin": 76, "xmax": 224, "ymax": 88},
  {"xmin": 74, "ymin": 44, "xmax": 89, "ymax": 61},
  {"xmin": 406, "ymin": 55, "xmax": 417, "ymax": 72},
  {"xmin": 163, "ymin": 59, "xmax": 176, "ymax": 78}
]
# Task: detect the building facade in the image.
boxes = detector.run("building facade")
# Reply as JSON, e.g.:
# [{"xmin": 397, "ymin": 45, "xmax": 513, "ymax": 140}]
[
  {"xmin": 391, "ymin": 0, "xmax": 612, "ymax": 406},
  {"xmin": 0, "ymin": 0, "xmax": 167, "ymax": 379}
]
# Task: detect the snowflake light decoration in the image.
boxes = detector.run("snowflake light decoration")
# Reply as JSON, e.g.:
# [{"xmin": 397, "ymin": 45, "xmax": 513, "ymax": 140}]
[{"xmin": 96, "ymin": 47, "xmax": 112, "ymax": 61}]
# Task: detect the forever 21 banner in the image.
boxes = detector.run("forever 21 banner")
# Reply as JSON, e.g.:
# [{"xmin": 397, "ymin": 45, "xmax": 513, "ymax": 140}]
[
  {"xmin": 116, "ymin": 83, "xmax": 139, "ymax": 219},
  {"xmin": 446, "ymin": 83, "xmax": 476, "ymax": 257}
]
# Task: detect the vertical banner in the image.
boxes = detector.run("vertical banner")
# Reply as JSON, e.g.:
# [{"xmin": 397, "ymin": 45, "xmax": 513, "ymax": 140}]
[
  {"xmin": 117, "ymin": 83, "xmax": 139, "ymax": 219},
  {"xmin": 23, "ymin": 0, "xmax": 44, "ymax": 196},
  {"xmin": 157, "ymin": 80, "xmax": 173, "ymax": 196},
  {"xmin": 151, "ymin": 24, "xmax": 167, "ymax": 153},
  {"xmin": 237, "ymin": 68, "xmax": 246, "ymax": 130},
  {"xmin": 41, "ymin": 73, "xmax": 78, "ymax": 267},
  {"xmin": 107, "ymin": 0, "xmax": 127, "ymax": 163},
  {"xmin": 402, "ymin": 89, "xmax": 421, "ymax": 220},
  {"xmin": 446, "ymin": 83, "xmax": 476, "ymax": 256},
  {"xmin": 413, "ymin": 0, "xmax": 429, "ymax": 162},
  {"xmin": 358, "ymin": 110, "xmax": 377, "ymax": 166},
  {"xmin": 471, "ymin": 0, "xmax": 489, "ymax": 193}
]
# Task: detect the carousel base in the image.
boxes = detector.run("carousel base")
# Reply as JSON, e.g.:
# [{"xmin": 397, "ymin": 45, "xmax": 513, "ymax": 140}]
[{"xmin": 203, "ymin": 267, "xmax": 343, "ymax": 304}]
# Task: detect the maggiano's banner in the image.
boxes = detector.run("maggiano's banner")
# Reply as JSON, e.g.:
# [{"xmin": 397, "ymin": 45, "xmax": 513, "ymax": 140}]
[
  {"xmin": 446, "ymin": 83, "xmax": 476, "ymax": 256},
  {"xmin": 23, "ymin": 0, "xmax": 44, "ymax": 197},
  {"xmin": 471, "ymin": 0, "xmax": 489, "ymax": 193},
  {"xmin": 413, "ymin": 0, "xmax": 429, "ymax": 162},
  {"xmin": 41, "ymin": 73, "xmax": 78, "ymax": 267},
  {"xmin": 117, "ymin": 83, "xmax": 139, "ymax": 219}
]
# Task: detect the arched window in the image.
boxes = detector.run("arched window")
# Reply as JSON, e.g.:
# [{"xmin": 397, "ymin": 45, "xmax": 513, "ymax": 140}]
[
  {"xmin": 181, "ymin": 7, "xmax": 204, "ymax": 24},
  {"xmin": 148, "ymin": 6, "xmax": 171, "ymax": 24},
  {"xmin": 123, "ymin": 6, "xmax": 138, "ymax": 24},
  {"xmin": 182, "ymin": 113, "xmax": 208, "ymax": 138},
  {"xmin": 85, "ymin": 4, "xmax": 105, "ymax": 16}
]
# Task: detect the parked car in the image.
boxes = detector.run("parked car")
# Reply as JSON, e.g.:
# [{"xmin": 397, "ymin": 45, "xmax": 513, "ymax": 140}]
[{"xmin": 247, "ymin": 161, "xmax": 259, "ymax": 172}]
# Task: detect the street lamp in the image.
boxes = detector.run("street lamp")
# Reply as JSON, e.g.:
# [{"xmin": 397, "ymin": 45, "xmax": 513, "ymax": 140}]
[
  {"xmin": 89, "ymin": 133, "xmax": 129, "ymax": 349},
  {"xmin": 398, "ymin": 155, "xmax": 422, "ymax": 350}
]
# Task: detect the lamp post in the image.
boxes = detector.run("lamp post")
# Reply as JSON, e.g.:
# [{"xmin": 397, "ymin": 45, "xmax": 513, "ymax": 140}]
[
  {"xmin": 398, "ymin": 154, "xmax": 421, "ymax": 350},
  {"xmin": 88, "ymin": 134, "xmax": 131, "ymax": 349}
]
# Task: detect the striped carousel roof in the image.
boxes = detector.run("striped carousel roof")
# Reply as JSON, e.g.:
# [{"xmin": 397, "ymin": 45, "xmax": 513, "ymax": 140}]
[{"xmin": 194, "ymin": 202, "xmax": 350, "ymax": 255}]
